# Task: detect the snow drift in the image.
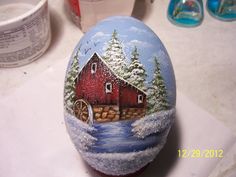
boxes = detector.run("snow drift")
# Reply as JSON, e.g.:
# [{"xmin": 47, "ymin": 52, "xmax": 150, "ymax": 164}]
[
  {"xmin": 65, "ymin": 112, "xmax": 97, "ymax": 151},
  {"xmin": 132, "ymin": 108, "xmax": 175, "ymax": 139},
  {"xmin": 80, "ymin": 132, "xmax": 170, "ymax": 176},
  {"xmin": 65, "ymin": 108, "xmax": 175, "ymax": 175}
]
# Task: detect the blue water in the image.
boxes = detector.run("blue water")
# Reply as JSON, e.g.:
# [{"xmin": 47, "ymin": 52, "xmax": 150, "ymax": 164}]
[{"xmin": 88, "ymin": 119, "xmax": 166, "ymax": 153}]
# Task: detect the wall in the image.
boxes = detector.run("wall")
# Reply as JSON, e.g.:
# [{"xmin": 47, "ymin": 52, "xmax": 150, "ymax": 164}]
[
  {"xmin": 93, "ymin": 105, "xmax": 146, "ymax": 123},
  {"xmin": 76, "ymin": 55, "xmax": 119, "ymax": 105}
]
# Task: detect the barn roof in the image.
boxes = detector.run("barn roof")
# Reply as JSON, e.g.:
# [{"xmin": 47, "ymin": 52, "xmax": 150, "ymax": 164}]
[{"xmin": 78, "ymin": 52, "xmax": 147, "ymax": 95}]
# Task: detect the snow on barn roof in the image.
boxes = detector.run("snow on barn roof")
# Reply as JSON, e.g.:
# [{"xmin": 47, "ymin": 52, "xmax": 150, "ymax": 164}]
[{"xmin": 77, "ymin": 52, "xmax": 147, "ymax": 95}]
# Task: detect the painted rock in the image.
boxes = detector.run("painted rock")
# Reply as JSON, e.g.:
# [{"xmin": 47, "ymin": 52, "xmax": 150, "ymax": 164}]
[{"xmin": 64, "ymin": 16, "xmax": 176, "ymax": 176}]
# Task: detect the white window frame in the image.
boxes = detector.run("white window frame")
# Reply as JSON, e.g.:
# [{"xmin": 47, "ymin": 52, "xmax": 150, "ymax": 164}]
[
  {"xmin": 105, "ymin": 82, "xmax": 112, "ymax": 93},
  {"xmin": 138, "ymin": 94, "xmax": 143, "ymax": 104},
  {"xmin": 91, "ymin": 62, "xmax": 97, "ymax": 74}
]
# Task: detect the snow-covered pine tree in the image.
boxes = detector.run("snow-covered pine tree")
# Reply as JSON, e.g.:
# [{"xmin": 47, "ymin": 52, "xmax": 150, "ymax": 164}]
[
  {"xmin": 126, "ymin": 46, "xmax": 147, "ymax": 91},
  {"xmin": 64, "ymin": 51, "xmax": 79, "ymax": 113},
  {"xmin": 103, "ymin": 30, "xmax": 127, "ymax": 78},
  {"xmin": 147, "ymin": 56, "xmax": 169, "ymax": 114}
]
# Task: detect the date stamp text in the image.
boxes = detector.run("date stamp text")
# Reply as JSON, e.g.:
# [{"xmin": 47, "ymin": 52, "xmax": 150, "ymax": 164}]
[{"xmin": 178, "ymin": 149, "xmax": 224, "ymax": 158}]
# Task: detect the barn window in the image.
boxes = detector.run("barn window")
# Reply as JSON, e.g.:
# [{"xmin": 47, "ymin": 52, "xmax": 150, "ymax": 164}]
[
  {"xmin": 91, "ymin": 63, "xmax": 97, "ymax": 74},
  {"xmin": 138, "ymin": 94, "xmax": 143, "ymax": 103},
  {"xmin": 105, "ymin": 82, "xmax": 112, "ymax": 93}
]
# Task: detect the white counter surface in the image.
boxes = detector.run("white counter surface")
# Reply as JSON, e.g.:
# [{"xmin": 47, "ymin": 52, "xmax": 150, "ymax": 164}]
[{"xmin": 0, "ymin": 0, "xmax": 236, "ymax": 177}]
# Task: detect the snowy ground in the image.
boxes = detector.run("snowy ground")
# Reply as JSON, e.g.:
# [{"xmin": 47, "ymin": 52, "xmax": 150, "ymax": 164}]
[
  {"xmin": 64, "ymin": 112, "xmax": 97, "ymax": 151},
  {"xmin": 65, "ymin": 108, "xmax": 175, "ymax": 175},
  {"xmin": 132, "ymin": 108, "xmax": 175, "ymax": 139},
  {"xmin": 81, "ymin": 127, "xmax": 171, "ymax": 176}
]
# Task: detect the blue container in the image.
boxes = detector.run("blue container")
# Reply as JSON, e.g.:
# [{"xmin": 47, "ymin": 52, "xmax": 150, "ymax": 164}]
[
  {"xmin": 168, "ymin": 0, "xmax": 204, "ymax": 27},
  {"xmin": 207, "ymin": 0, "xmax": 236, "ymax": 21}
]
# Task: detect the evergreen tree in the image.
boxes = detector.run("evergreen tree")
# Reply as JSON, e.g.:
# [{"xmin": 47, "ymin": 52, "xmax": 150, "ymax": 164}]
[
  {"xmin": 147, "ymin": 56, "xmax": 169, "ymax": 114},
  {"xmin": 126, "ymin": 46, "xmax": 147, "ymax": 91},
  {"xmin": 103, "ymin": 30, "xmax": 127, "ymax": 78},
  {"xmin": 64, "ymin": 51, "xmax": 79, "ymax": 113}
]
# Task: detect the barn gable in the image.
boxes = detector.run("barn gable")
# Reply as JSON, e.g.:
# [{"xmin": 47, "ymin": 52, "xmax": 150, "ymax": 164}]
[
  {"xmin": 77, "ymin": 52, "xmax": 147, "ymax": 95},
  {"xmin": 76, "ymin": 53, "xmax": 120, "ymax": 105}
]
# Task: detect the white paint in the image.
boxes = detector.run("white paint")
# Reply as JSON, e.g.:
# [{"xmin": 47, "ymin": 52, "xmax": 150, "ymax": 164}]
[
  {"xmin": 132, "ymin": 108, "xmax": 175, "ymax": 138},
  {"xmin": 0, "ymin": 0, "xmax": 51, "ymax": 68}
]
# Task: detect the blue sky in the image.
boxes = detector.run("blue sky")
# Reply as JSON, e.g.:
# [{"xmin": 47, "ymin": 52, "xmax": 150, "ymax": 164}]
[{"xmin": 70, "ymin": 16, "xmax": 176, "ymax": 106}]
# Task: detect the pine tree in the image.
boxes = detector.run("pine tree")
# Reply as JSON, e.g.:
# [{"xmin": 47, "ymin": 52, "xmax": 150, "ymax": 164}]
[
  {"xmin": 64, "ymin": 51, "xmax": 79, "ymax": 113},
  {"xmin": 147, "ymin": 56, "xmax": 169, "ymax": 114},
  {"xmin": 103, "ymin": 30, "xmax": 127, "ymax": 78},
  {"xmin": 126, "ymin": 46, "xmax": 147, "ymax": 91}
]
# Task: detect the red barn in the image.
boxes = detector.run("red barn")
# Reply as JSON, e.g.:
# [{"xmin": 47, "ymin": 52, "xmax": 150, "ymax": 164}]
[{"xmin": 74, "ymin": 53, "xmax": 146, "ymax": 123}]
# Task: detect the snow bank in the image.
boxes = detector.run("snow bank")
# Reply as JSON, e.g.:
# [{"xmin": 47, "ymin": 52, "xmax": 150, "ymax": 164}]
[
  {"xmin": 132, "ymin": 108, "xmax": 175, "ymax": 139},
  {"xmin": 65, "ymin": 109, "xmax": 175, "ymax": 176},
  {"xmin": 64, "ymin": 112, "xmax": 97, "ymax": 151},
  {"xmin": 81, "ymin": 138, "xmax": 167, "ymax": 176}
]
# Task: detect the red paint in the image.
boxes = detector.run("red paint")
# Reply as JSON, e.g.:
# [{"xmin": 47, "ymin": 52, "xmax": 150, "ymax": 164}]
[
  {"xmin": 186, "ymin": 1, "xmax": 194, "ymax": 7},
  {"xmin": 68, "ymin": 0, "xmax": 81, "ymax": 16},
  {"xmin": 76, "ymin": 53, "xmax": 146, "ymax": 108},
  {"xmin": 120, "ymin": 84, "xmax": 146, "ymax": 108}
]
